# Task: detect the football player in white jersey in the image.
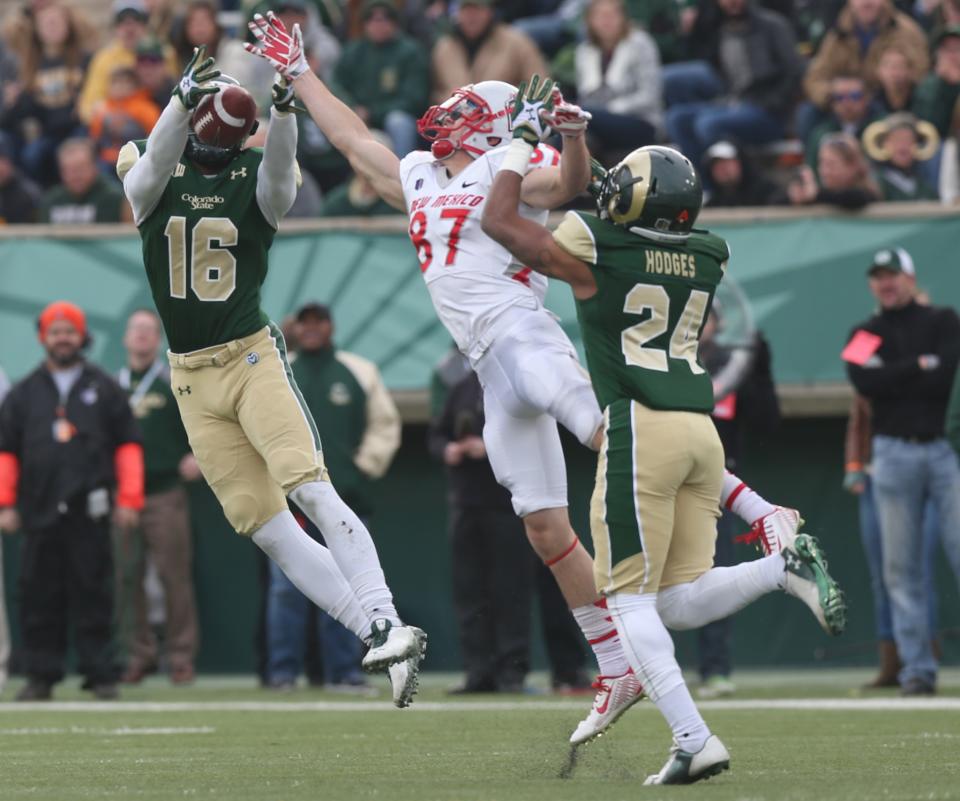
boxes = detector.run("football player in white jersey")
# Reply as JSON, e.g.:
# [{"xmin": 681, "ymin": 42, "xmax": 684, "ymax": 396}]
[{"xmin": 246, "ymin": 13, "xmax": 802, "ymax": 744}]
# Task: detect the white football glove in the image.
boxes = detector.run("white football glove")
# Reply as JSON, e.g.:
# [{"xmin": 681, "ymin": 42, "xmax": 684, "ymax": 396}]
[
  {"xmin": 244, "ymin": 11, "xmax": 309, "ymax": 81},
  {"xmin": 543, "ymin": 100, "xmax": 591, "ymax": 138}
]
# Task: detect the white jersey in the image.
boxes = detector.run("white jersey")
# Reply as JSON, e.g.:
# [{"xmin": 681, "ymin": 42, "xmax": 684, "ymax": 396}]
[{"xmin": 399, "ymin": 143, "xmax": 560, "ymax": 362}]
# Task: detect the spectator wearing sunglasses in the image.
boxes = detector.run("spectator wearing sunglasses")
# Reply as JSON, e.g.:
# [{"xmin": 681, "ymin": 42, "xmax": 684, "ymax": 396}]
[{"xmin": 805, "ymin": 74, "xmax": 878, "ymax": 167}]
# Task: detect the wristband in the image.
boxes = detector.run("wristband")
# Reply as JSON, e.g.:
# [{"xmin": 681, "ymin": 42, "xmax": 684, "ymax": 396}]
[{"xmin": 500, "ymin": 139, "xmax": 535, "ymax": 176}]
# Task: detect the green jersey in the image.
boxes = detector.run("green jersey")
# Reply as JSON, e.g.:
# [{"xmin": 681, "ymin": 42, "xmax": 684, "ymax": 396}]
[
  {"xmin": 130, "ymin": 141, "xmax": 275, "ymax": 353},
  {"xmin": 553, "ymin": 211, "xmax": 728, "ymax": 412},
  {"xmin": 120, "ymin": 360, "xmax": 191, "ymax": 495}
]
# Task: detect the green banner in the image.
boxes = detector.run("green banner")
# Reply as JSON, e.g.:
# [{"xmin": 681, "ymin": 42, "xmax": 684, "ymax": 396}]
[{"xmin": 2, "ymin": 210, "xmax": 958, "ymax": 389}]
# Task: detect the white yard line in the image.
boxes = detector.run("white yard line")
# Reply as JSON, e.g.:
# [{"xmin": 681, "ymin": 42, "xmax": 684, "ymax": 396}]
[
  {"xmin": 0, "ymin": 726, "xmax": 216, "ymax": 735},
  {"xmin": 0, "ymin": 699, "xmax": 958, "ymax": 713}
]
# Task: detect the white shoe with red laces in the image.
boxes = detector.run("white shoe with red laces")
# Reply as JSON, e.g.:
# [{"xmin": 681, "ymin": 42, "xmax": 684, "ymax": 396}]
[
  {"xmin": 569, "ymin": 670, "xmax": 645, "ymax": 745},
  {"xmin": 736, "ymin": 507, "xmax": 802, "ymax": 555}
]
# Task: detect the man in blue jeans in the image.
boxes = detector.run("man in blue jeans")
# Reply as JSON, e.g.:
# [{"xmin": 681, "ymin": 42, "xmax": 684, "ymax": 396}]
[
  {"xmin": 845, "ymin": 247, "xmax": 960, "ymax": 695},
  {"xmin": 663, "ymin": 0, "xmax": 801, "ymax": 170}
]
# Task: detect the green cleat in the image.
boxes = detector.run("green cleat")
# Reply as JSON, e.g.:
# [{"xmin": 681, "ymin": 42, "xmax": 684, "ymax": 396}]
[
  {"xmin": 644, "ymin": 735, "xmax": 730, "ymax": 785},
  {"xmin": 362, "ymin": 619, "xmax": 426, "ymax": 673},
  {"xmin": 782, "ymin": 533, "xmax": 847, "ymax": 636}
]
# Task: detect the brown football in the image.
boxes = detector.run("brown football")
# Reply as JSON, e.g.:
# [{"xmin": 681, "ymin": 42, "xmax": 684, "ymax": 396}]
[{"xmin": 191, "ymin": 84, "xmax": 258, "ymax": 149}]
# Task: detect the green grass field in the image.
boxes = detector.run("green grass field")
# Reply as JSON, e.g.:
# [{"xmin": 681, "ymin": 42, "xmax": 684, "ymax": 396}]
[{"xmin": 2, "ymin": 670, "xmax": 959, "ymax": 801}]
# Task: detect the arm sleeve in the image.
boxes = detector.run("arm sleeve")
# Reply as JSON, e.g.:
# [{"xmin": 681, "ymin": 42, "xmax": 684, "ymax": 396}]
[
  {"xmin": 0, "ymin": 452, "xmax": 19, "ymax": 507},
  {"xmin": 256, "ymin": 107, "xmax": 299, "ymax": 229},
  {"xmin": 114, "ymin": 442, "xmax": 145, "ymax": 510},
  {"xmin": 337, "ymin": 353, "xmax": 401, "ymax": 478},
  {"xmin": 844, "ymin": 394, "xmax": 872, "ymax": 469},
  {"xmin": 802, "ymin": 34, "xmax": 837, "ymax": 108},
  {"xmin": 606, "ymin": 35, "xmax": 662, "ymax": 118},
  {"xmin": 847, "ymin": 358, "xmax": 923, "ymax": 398},
  {"xmin": 355, "ymin": 364, "xmax": 402, "ymax": 479},
  {"xmin": 119, "ymin": 96, "xmax": 192, "ymax": 225},
  {"xmin": 77, "ymin": 51, "xmax": 109, "ymax": 123}
]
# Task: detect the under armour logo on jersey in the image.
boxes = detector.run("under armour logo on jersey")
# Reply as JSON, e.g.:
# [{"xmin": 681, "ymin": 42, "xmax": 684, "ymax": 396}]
[
  {"xmin": 415, "ymin": 179, "xmax": 423, "ymax": 190},
  {"xmin": 177, "ymin": 385, "xmax": 191, "ymax": 395},
  {"xmin": 231, "ymin": 167, "xmax": 248, "ymax": 180},
  {"xmin": 246, "ymin": 352, "xmax": 260, "ymax": 365},
  {"xmin": 173, "ymin": 164, "xmax": 186, "ymax": 178}
]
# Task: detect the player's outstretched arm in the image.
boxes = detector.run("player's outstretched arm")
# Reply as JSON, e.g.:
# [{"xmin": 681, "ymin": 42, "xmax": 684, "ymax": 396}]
[
  {"xmin": 482, "ymin": 139, "xmax": 595, "ymax": 300},
  {"xmin": 245, "ymin": 12, "xmax": 405, "ymax": 210},
  {"xmin": 119, "ymin": 46, "xmax": 220, "ymax": 225},
  {"xmin": 256, "ymin": 78, "xmax": 299, "ymax": 228}
]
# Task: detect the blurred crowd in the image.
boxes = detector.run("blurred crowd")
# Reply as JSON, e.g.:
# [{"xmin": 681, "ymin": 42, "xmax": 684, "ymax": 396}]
[{"xmin": 3, "ymin": 0, "xmax": 960, "ymax": 225}]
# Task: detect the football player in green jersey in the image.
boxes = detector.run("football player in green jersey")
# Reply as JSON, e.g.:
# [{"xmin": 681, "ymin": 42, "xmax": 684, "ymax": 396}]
[
  {"xmin": 482, "ymin": 80, "xmax": 847, "ymax": 784},
  {"xmin": 116, "ymin": 47, "xmax": 426, "ymax": 706}
]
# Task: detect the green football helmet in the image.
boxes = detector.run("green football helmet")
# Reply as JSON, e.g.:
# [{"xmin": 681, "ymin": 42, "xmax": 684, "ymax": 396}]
[{"xmin": 597, "ymin": 146, "xmax": 703, "ymax": 241}]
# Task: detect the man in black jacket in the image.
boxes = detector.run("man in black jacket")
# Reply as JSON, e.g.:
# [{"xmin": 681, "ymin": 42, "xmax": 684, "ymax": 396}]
[
  {"xmin": 0, "ymin": 302, "xmax": 144, "ymax": 700},
  {"xmin": 664, "ymin": 0, "xmax": 802, "ymax": 170},
  {"xmin": 845, "ymin": 248, "xmax": 960, "ymax": 696}
]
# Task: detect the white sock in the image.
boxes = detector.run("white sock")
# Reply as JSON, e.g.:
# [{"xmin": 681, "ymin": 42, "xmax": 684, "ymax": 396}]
[
  {"xmin": 722, "ymin": 470, "xmax": 775, "ymax": 525},
  {"xmin": 572, "ymin": 599, "xmax": 631, "ymax": 676},
  {"xmin": 290, "ymin": 482, "xmax": 401, "ymax": 626},
  {"xmin": 607, "ymin": 592, "xmax": 710, "ymax": 753},
  {"xmin": 252, "ymin": 510, "xmax": 372, "ymax": 640},
  {"xmin": 656, "ymin": 555, "xmax": 785, "ymax": 630}
]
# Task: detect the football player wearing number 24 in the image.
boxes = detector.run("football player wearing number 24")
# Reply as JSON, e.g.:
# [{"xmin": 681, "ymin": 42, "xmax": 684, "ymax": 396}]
[
  {"xmin": 246, "ymin": 11, "xmax": 808, "ymax": 744},
  {"xmin": 483, "ymin": 103, "xmax": 849, "ymax": 783},
  {"xmin": 116, "ymin": 45, "xmax": 427, "ymax": 708}
]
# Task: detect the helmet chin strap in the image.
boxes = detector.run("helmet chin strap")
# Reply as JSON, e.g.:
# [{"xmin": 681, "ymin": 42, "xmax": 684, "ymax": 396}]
[{"xmin": 431, "ymin": 139, "xmax": 455, "ymax": 160}]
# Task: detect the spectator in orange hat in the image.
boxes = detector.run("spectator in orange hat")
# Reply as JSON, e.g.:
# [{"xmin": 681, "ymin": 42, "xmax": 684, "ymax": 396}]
[{"xmin": 0, "ymin": 301, "xmax": 144, "ymax": 701}]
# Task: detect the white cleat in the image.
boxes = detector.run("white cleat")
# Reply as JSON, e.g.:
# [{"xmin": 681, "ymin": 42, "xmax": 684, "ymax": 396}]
[
  {"xmin": 569, "ymin": 670, "xmax": 644, "ymax": 745},
  {"xmin": 644, "ymin": 734, "xmax": 731, "ymax": 785},
  {"xmin": 749, "ymin": 507, "xmax": 802, "ymax": 555},
  {"xmin": 361, "ymin": 619, "xmax": 426, "ymax": 673},
  {"xmin": 387, "ymin": 628, "xmax": 427, "ymax": 708}
]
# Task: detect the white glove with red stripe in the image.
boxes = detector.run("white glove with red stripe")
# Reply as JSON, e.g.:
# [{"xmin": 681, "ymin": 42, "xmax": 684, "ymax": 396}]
[
  {"xmin": 542, "ymin": 88, "xmax": 591, "ymax": 137},
  {"xmin": 543, "ymin": 100, "xmax": 592, "ymax": 138},
  {"xmin": 244, "ymin": 11, "xmax": 309, "ymax": 81}
]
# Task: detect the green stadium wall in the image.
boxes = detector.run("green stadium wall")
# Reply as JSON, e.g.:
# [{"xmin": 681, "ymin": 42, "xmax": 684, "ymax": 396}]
[{"xmin": 1, "ymin": 207, "xmax": 959, "ymax": 674}]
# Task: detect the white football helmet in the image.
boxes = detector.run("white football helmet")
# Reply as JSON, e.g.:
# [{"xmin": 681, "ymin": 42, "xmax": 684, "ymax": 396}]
[{"xmin": 417, "ymin": 80, "xmax": 517, "ymax": 160}]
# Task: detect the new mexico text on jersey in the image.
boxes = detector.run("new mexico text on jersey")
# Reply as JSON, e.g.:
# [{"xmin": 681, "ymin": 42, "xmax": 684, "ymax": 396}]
[
  {"xmin": 118, "ymin": 141, "xmax": 274, "ymax": 354},
  {"xmin": 399, "ymin": 142, "xmax": 559, "ymax": 363},
  {"xmin": 553, "ymin": 210, "xmax": 729, "ymax": 412}
]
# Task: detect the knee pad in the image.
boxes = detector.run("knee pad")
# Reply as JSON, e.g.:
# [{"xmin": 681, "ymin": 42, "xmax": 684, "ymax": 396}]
[
  {"xmin": 549, "ymin": 375, "xmax": 602, "ymax": 447},
  {"xmin": 222, "ymin": 489, "xmax": 281, "ymax": 536},
  {"xmin": 655, "ymin": 584, "xmax": 691, "ymax": 630}
]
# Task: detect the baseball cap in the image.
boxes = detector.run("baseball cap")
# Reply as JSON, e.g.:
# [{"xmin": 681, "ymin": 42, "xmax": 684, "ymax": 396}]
[
  {"xmin": 935, "ymin": 24, "xmax": 960, "ymax": 46},
  {"xmin": 363, "ymin": 0, "xmax": 400, "ymax": 19},
  {"xmin": 867, "ymin": 247, "xmax": 916, "ymax": 277},
  {"xmin": 38, "ymin": 301, "xmax": 87, "ymax": 340},
  {"xmin": 704, "ymin": 141, "xmax": 738, "ymax": 163},
  {"xmin": 136, "ymin": 36, "xmax": 165, "ymax": 61},
  {"xmin": 295, "ymin": 302, "xmax": 332, "ymax": 322},
  {"xmin": 114, "ymin": 0, "xmax": 148, "ymax": 23}
]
